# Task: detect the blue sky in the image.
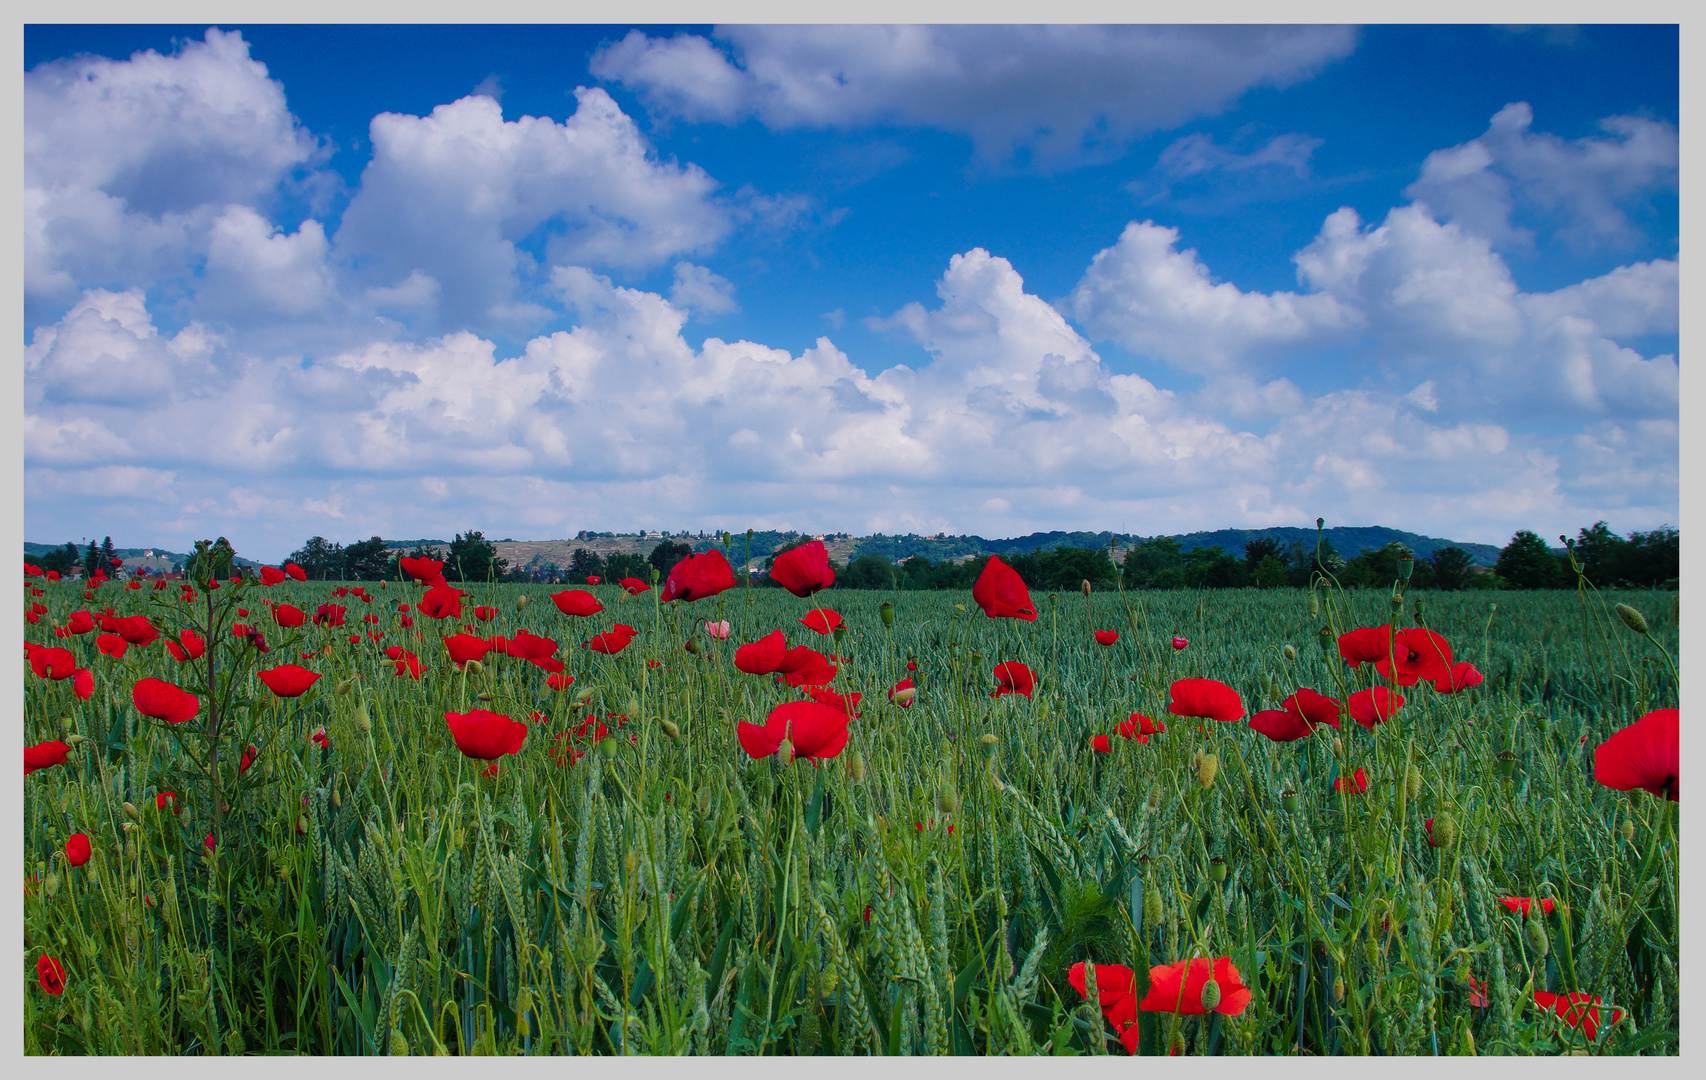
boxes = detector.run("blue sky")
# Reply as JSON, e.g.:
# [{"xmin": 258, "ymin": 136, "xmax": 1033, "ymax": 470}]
[{"xmin": 23, "ymin": 23, "xmax": 1679, "ymax": 561}]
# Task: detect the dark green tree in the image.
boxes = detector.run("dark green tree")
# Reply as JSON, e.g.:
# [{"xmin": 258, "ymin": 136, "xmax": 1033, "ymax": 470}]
[
  {"xmin": 603, "ymin": 551, "xmax": 649, "ymax": 583},
  {"xmin": 1122, "ymin": 536, "xmax": 1185, "ymax": 589},
  {"xmin": 446, "ymin": 530, "xmax": 507, "ymax": 582},
  {"xmin": 37, "ymin": 542, "xmax": 82, "ymax": 575},
  {"xmin": 83, "ymin": 540, "xmax": 102, "ymax": 578},
  {"xmin": 288, "ymin": 536, "xmax": 344, "ymax": 581},
  {"xmin": 1344, "ymin": 541, "xmax": 1433, "ymax": 589},
  {"xmin": 648, "ymin": 539, "xmax": 693, "ymax": 580},
  {"xmin": 341, "ymin": 536, "xmax": 391, "ymax": 580},
  {"xmin": 1242, "ymin": 536, "xmax": 1284, "ymax": 574},
  {"xmin": 1250, "ymin": 556, "xmax": 1289, "ymax": 589},
  {"xmin": 568, "ymin": 548, "xmax": 604, "ymax": 582},
  {"xmin": 100, "ymin": 536, "xmax": 116, "ymax": 571},
  {"xmin": 1181, "ymin": 546, "xmax": 1248, "ymax": 588},
  {"xmin": 1494, "ymin": 530, "xmax": 1567, "ymax": 589},
  {"xmin": 1623, "ymin": 526, "xmax": 1679, "ymax": 587},
  {"xmin": 1428, "ymin": 546, "xmax": 1475, "ymax": 591}
]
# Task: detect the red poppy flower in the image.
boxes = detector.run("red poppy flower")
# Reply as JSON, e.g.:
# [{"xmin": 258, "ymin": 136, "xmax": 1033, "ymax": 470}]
[
  {"xmin": 445, "ymin": 709, "xmax": 529, "ymax": 760},
  {"xmin": 260, "ymin": 566, "xmax": 287, "ymax": 586},
  {"xmin": 1167, "ymin": 678, "xmax": 1245, "ymax": 723},
  {"xmin": 1499, "ymin": 897, "xmax": 1557, "ymax": 917},
  {"xmin": 1171, "ymin": 635, "xmax": 1189, "ymax": 650},
  {"xmin": 1093, "ymin": 630, "xmax": 1119, "ymax": 646},
  {"xmin": 586, "ymin": 626, "xmax": 636, "ymax": 654},
  {"xmin": 313, "ymin": 603, "xmax": 347, "ymax": 627},
  {"xmin": 735, "ymin": 630, "xmax": 788, "ymax": 674},
  {"xmin": 73, "ymin": 667, "xmax": 94, "ymax": 700},
  {"xmin": 1118, "ymin": 713, "xmax": 1165, "ymax": 741},
  {"xmin": 25, "ymin": 740, "xmax": 71, "ymax": 775},
  {"xmin": 164, "ymin": 628, "xmax": 208, "ymax": 663},
  {"xmin": 546, "ymin": 672, "xmax": 576, "ymax": 691},
  {"xmin": 96, "ymin": 633, "xmax": 128, "ymax": 659},
  {"xmin": 418, "ymin": 585, "xmax": 464, "ymax": 620},
  {"xmin": 239, "ymin": 744, "xmax": 258, "ymax": 774},
  {"xmin": 257, "ymin": 664, "xmax": 321, "ymax": 698},
  {"xmin": 473, "ymin": 605, "xmax": 498, "ymax": 622},
  {"xmin": 1346, "ymin": 687, "xmax": 1406, "ymax": 729},
  {"xmin": 36, "ymin": 955, "xmax": 66, "ymax": 995},
  {"xmin": 797, "ymin": 608, "xmax": 843, "ymax": 635},
  {"xmin": 442, "ymin": 633, "xmax": 492, "ymax": 668},
  {"xmin": 777, "ymin": 645, "xmax": 837, "ymax": 687},
  {"xmin": 660, "ymin": 549, "xmax": 737, "ymax": 603},
  {"xmin": 990, "ymin": 661, "xmax": 1036, "ymax": 699},
  {"xmin": 971, "ymin": 556, "xmax": 1036, "ymax": 621},
  {"xmin": 283, "ymin": 562, "xmax": 306, "ymax": 581},
  {"xmin": 551, "ymin": 590, "xmax": 604, "ymax": 617},
  {"xmin": 505, "ymin": 628, "xmax": 563, "ymax": 669},
  {"xmin": 771, "ymin": 540, "xmax": 836, "ymax": 597},
  {"xmin": 1091, "ymin": 734, "xmax": 1114, "ymax": 753},
  {"xmin": 619, "ymin": 576, "xmax": 650, "ymax": 596},
  {"xmin": 806, "ymin": 686, "xmax": 862, "ymax": 716},
  {"xmin": 1375, "ymin": 628, "xmax": 1453, "ymax": 686},
  {"xmin": 67, "ymin": 610, "xmax": 95, "ymax": 635},
  {"xmin": 204, "ymin": 832, "xmax": 218, "ymax": 853},
  {"xmin": 24, "ymin": 562, "xmax": 43, "ymax": 577},
  {"xmin": 391, "ymin": 650, "xmax": 423, "ymax": 678},
  {"xmin": 1336, "ymin": 626, "xmax": 1391, "ymax": 668},
  {"xmin": 26, "ymin": 643, "xmax": 81, "ymax": 680},
  {"xmin": 1139, "ymin": 957, "xmax": 1251, "ymax": 1016},
  {"xmin": 888, "ymin": 675, "xmax": 916, "ymax": 708},
  {"xmin": 132, "ymin": 678, "xmax": 200, "ymax": 724},
  {"xmin": 1249, "ymin": 688, "xmax": 1342, "ymax": 742},
  {"xmin": 1593, "ymin": 708, "xmax": 1678, "ymax": 801},
  {"xmin": 310, "ymin": 727, "xmax": 332, "ymax": 749},
  {"xmin": 573, "ymin": 716, "xmax": 611, "ymax": 742},
  {"xmin": 1533, "ymin": 991, "xmax": 1623, "ymax": 1042},
  {"xmin": 1434, "ymin": 661, "xmax": 1485, "ymax": 694},
  {"xmin": 585, "ymin": 575, "xmax": 601, "ymax": 585},
  {"xmin": 65, "ymin": 833, "xmax": 91, "ymax": 866},
  {"xmin": 737, "ymin": 700, "xmax": 851, "ymax": 761},
  {"xmin": 1467, "ymin": 976, "xmax": 1490, "ymax": 1008},
  {"xmin": 399, "ymin": 556, "xmax": 447, "ymax": 586},
  {"xmin": 1335, "ymin": 767, "xmax": 1370, "ymax": 794},
  {"xmin": 156, "ymin": 791, "xmax": 178, "ymax": 811},
  {"xmin": 1068, "ymin": 961, "xmax": 1140, "ymax": 1036}
]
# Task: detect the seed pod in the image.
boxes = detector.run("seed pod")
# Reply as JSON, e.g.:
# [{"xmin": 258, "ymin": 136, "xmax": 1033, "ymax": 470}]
[
  {"xmin": 1317, "ymin": 626, "xmax": 1334, "ymax": 652},
  {"xmin": 598, "ymin": 735, "xmax": 620, "ymax": 758},
  {"xmin": 1199, "ymin": 977, "xmax": 1222, "ymax": 1010},
  {"xmin": 1406, "ymin": 765, "xmax": 1423, "ymax": 800},
  {"xmin": 1282, "ymin": 643, "xmax": 1297, "ymax": 662},
  {"xmin": 1524, "ymin": 915, "xmax": 1550, "ymax": 958},
  {"xmin": 1280, "ymin": 789, "xmax": 1298, "ymax": 813},
  {"xmin": 878, "ymin": 601, "xmax": 895, "ymax": 628},
  {"xmin": 847, "ymin": 752, "xmax": 866, "ymax": 785},
  {"xmin": 1208, "ymin": 857, "xmax": 1227, "ymax": 883},
  {"xmin": 659, "ymin": 718, "xmax": 681, "ymax": 739},
  {"xmin": 465, "ymin": 659, "xmax": 483, "ymax": 676},
  {"xmin": 979, "ymin": 732, "xmax": 998, "ymax": 747},
  {"xmin": 1615, "ymin": 603, "xmax": 1649, "ymax": 635},
  {"xmin": 1496, "ymin": 750, "xmax": 1517, "ymax": 777}
]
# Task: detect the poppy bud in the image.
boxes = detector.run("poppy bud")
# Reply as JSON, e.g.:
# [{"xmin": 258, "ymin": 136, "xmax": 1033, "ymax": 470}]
[
  {"xmin": 684, "ymin": 637, "xmax": 699, "ymax": 654},
  {"xmin": 954, "ymin": 604, "xmax": 965, "ymax": 612},
  {"xmin": 1145, "ymin": 786, "xmax": 1162, "ymax": 813},
  {"xmin": 389, "ymin": 1028, "xmax": 409, "ymax": 1056},
  {"xmin": 355, "ymin": 704, "xmax": 372, "ymax": 733},
  {"xmin": 1462, "ymin": 1028, "xmax": 1475, "ymax": 1056},
  {"xmin": 1621, "ymin": 818, "xmax": 1636, "ymax": 843},
  {"xmin": 1081, "ymin": 579, "xmax": 1092, "ymax": 597},
  {"xmin": 697, "ymin": 787, "xmax": 712, "ymax": 815},
  {"xmin": 1144, "ymin": 884, "xmax": 1163, "ymax": 928},
  {"xmin": 1208, "ymin": 856, "xmax": 1227, "ymax": 883},
  {"xmin": 44, "ymin": 872, "xmax": 60, "ymax": 897},
  {"xmin": 1199, "ymin": 977, "xmax": 1221, "ymax": 1010},
  {"xmin": 1524, "ymin": 915, "xmax": 1549, "ymax": 958},
  {"xmin": 144, "ymin": 891, "xmax": 157, "ymax": 908},
  {"xmin": 777, "ymin": 738, "xmax": 796, "ymax": 765},
  {"xmin": 891, "ymin": 686, "xmax": 917, "ymax": 706},
  {"xmin": 335, "ymin": 678, "xmax": 356, "ymax": 696},
  {"xmin": 1331, "ymin": 736, "xmax": 1343, "ymax": 757},
  {"xmin": 465, "ymin": 659, "xmax": 483, "ymax": 676},
  {"xmin": 1308, "ymin": 589, "xmax": 1320, "ymax": 620},
  {"xmin": 62, "ymin": 716, "xmax": 76, "ymax": 734},
  {"xmin": 1430, "ymin": 811, "xmax": 1457, "ymax": 849},
  {"xmin": 1197, "ymin": 753, "xmax": 1218, "ymax": 790},
  {"xmin": 623, "ymin": 848, "xmax": 640, "ymax": 880},
  {"xmin": 879, "ymin": 601, "xmax": 895, "ymax": 627},
  {"xmin": 1280, "ymin": 789, "xmax": 1298, "ymax": 813},
  {"xmin": 1406, "ymin": 765, "xmax": 1422, "ymax": 801},
  {"xmin": 122, "ymin": 801, "xmax": 141, "ymax": 821},
  {"xmin": 1614, "ymin": 603, "xmax": 1649, "ymax": 635},
  {"xmin": 1282, "ymin": 643, "xmax": 1297, "ymax": 662},
  {"xmin": 660, "ymin": 718, "xmax": 681, "ymax": 739},
  {"xmin": 332, "ymin": 784, "xmax": 342, "ymax": 809},
  {"xmin": 937, "ymin": 787, "xmax": 960, "ymax": 816},
  {"xmin": 574, "ymin": 687, "xmax": 595, "ymax": 705},
  {"xmin": 1333, "ymin": 975, "xmax": 1345, "ymax": 1003},
  {"xmin": 848, "ymin": 752, "xmax": 866, "ymax": 785},
  {"xmin": 515, "ymin": 595, "xmax": 529, "ymax": 610}
]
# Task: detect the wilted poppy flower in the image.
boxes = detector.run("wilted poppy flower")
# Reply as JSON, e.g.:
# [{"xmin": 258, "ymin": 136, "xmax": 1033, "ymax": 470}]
[
  {"xmin": 1593, "ymin": 708, "xmax": 1678, "ymax": 801},
  {"xmin": 418, "ymin": 585, "xmax": 464, "ymax": 620},
  {"xmin": 1118, "ymin": 713, "xmax": 1165, "ymax": 741},
  {"xmin": 1093, "ymin": 630, "xmax": 1119, "ymax": 646},
  {"xmin": 1139, "ymin": 957, "xmax": 1251, "ymax": 1016},
  {"xmin": 445, "ymin": 709, "xmax": 529, "ymax": 760},
  {"xmin": 133, "ymin": 678, "xmax": 200, "ymax": 724},
  {"xmin": 1533, "ymin": 991, "xmax": 1623, "ymax": 1042},
  {"xmin": 807, "ymin": 686, "xmax": 862, "ymax": 716},
  {"xmin": 257, "ymin": 664, "xmax": 321, "ymax": 698},
  {"xmin": 1347, "ymin": 687, "xmax": 1406, "ymax": 729},
  {"xmin": 1091, "ymin": 735, "xmax": 1114, "ymax": 753},
  {"xmin": 310, "ymin": 727, "xmax": 331, "ymax": 749},
  {"xmin": 737, "ymin": 700, "xmax": 850, "ymax": 761},
  {"xmin": 36, "ymin": 955, "xmax": 66, "ymax": 995},
  {"xmin": 27, "ymin": 643, "xmax": 81, "ymax": 680},
  {"xmin": 1499, "ymin": 897, "xmax": 1557, "ymax": 917},
  {"xmin": 1167, "ymin": 678, "xmax": 1245, "ymax": 723},
  {"xmin": 25, "ymin": 740, "xmax": 71, "ymax": 775},
  {"xmin": 797, "ymin": 608, "xmax": 843, "ymax": 634},
  {"xmin": 705, "ymin": 619, "xmax": 731, "ymax": 640},
  {"xmin": 1335, "ymin": 767, "xmax": 1370, "ymax": 794},
  {"xmin": 735, "ymin": 630, "xmax": 788, "ymax": 674},
  {"xmin": 660, "ymin": 550, "xmax": 737, "ymax": 602},
  {"xmin": 399, "ymin": 556, "xmax": 447, "ymax": 586},
  {"xmin": 65, "ymin": 833, "xmax": 91, "ymax": 866},
  {"xmin": 777, "ymin": 645, "xmax": 837, "ymax": 687},
  {"xmin": 260, "ymin": 566, "xmax": 287, "ymax": 586},
  {"xmin": 1375, "ymin": 628, "xmax": 1453, "ymax": 686},
  {"xmin": 888, "ymin": 676, "xmax": 916, "ymax": 708},
  {"xmin": 771, "ymin": 540, "xmax": 836, "ymax": 597},
  {"xmin": 442, "ymin": 633, "xmax": 492, "ymax": 668},
  {"xmin": 551, "ymin": 590, "xmax": 604, "ymax": 617},
  {"xmin": 546, "ymin": 672, "xmax": 576, "ymax": 691},
  {"xmin": 67, "ymin": 610, "xmax": 95, "ymax": 635},
  {"xmin": 990, "ymin": 661, "xmax": 1036, "ymax": 699},
  {"xmin": 96, "ymin": 633, "xmax": 128, "ymax": 659},
  {"xmin": 971, "ymin": 556, "xmax": 1036, "ymax": 621},
  {"xmin": 619, "ymin": 576, "xmax": 650, "ymax": 596},
  {"xmin": 1337, "ymin": 625, "xmax": 1392, "ymax": 668},
  {"xmin": 1434, "ymin": 661, "xmax": 1485, "ymax": 694}
]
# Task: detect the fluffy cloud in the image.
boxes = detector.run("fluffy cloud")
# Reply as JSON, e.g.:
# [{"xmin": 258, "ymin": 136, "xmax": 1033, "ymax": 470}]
[
  {"xmin": 1405, "ymin": 102, "xmax": 1678, "ymax": 250},
  {"xmin": 24, "ymin": 28, "xmax": 323, "ymax": 315},
  {"xmin": 333, "ymin": 89, "xmax": 733, "ymax": 333},
  {"xmin": 592, "ymin": 25, "xmax": 1357, "ymax": 165},
  {"xmin": 669, "ymin": 262, "xmax": 740, "ymax": 315}
]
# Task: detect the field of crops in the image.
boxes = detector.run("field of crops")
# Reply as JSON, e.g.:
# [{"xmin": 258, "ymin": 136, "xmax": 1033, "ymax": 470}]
[{"xmin": 22, "ymin": 545, "xmax": 1680, "ymax": 1056}]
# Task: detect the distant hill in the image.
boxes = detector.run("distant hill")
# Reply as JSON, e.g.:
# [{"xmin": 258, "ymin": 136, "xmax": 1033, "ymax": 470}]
[
  {"xmin": 23, "ymin": 541, "xmax": 260, "ymax": 571},
  {"xmin": 1165, "ymin": 526, "xmax": 1502, "ymax": 566}
]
